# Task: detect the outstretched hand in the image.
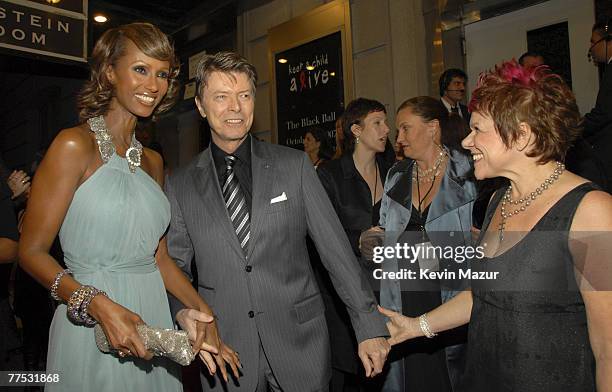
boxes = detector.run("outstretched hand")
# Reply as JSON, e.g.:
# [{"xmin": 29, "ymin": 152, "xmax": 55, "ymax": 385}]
[
  {"xmin": 176, "ymin": 309, "xmax": 241, "ymax": 382},
  {"xmin": 378, "ymin": 306, "xmax": 419, "ymax": 346},
  {"xmin": 357, "ymin": 337, "xmax": 390, "ymax": 377},
  {"xmin": 198, "ymin": 340, "xmax": 242, "ymax": 383},
  {"xmin": 198, "ymin": 321, "xmax": 241, "ymax": 382},
  {"xmin": 176, "ymin": 308, "xmax": 218, "ymax": 354}
]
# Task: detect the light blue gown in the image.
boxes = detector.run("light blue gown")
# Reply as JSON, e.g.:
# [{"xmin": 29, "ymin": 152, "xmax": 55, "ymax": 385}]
[{"xmin": 45, "ymin": 153, "xmax": 182, "ymax": 391}]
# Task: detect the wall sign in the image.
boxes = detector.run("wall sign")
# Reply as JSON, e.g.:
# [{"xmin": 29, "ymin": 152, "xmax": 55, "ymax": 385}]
[
  {"xmin": 0, "ymin": 0, "xmax": 87, "ymax": 62},
  {"xmin": 268, "ymin": 0, "xmax": 353, "ymax": 150},
  {"xmin": 274, "ymin": 31, "xmax": 343, "ymax": 149}
]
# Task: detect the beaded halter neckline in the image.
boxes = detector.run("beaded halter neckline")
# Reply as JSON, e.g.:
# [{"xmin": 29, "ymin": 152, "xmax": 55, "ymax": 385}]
[{"xmin": 87, "ymin": 115, "xmax": 142, "ymax": 173}]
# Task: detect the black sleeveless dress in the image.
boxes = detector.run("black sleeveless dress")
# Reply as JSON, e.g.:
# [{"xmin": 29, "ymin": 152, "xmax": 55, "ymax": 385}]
[{"xmin": 460, "ymin": 183, "xmax": 597, "ymax": 392}]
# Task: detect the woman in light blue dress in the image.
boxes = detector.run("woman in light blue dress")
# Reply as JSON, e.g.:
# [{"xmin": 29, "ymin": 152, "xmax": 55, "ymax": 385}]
[{"xmin": 18, "ymin": 23, "xmax": 239, "ymax": 391}]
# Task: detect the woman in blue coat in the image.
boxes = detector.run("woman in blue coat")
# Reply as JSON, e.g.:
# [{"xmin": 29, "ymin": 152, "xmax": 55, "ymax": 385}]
[{"xmin": 366, "ymin": 96, "xmax": 477, "ymax": 392}]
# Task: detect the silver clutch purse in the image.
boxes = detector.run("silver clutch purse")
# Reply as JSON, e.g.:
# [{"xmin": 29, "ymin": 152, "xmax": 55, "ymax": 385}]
[{"xmin": 94, "ymin": 324, "xmax": 196, "ymax": 366}]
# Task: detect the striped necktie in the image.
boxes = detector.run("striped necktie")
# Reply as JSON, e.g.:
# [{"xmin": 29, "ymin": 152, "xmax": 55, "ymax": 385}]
[{"xmin": 222, "ymin": 155, "xmax": 250, "ymax": 254}]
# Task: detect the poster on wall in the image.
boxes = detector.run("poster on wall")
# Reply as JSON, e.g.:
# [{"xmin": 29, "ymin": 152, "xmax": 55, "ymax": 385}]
[{"xmin": 275, "ymin": 31, "xmax": 344, "ymax": 151}]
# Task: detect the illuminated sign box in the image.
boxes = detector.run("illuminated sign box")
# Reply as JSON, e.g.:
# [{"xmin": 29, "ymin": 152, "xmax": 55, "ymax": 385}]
[{"xmin": 0, "ymin": 0, "xmax": 87, "ymax": 62}]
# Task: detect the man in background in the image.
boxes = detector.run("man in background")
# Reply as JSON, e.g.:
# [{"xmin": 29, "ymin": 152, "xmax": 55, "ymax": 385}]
[
  {"xmin": 518, "ymin": 52, "xmax": 545, "ymax": 68},
  {"xmin": 581, "ymin": 20, "xmax": 612, "ymax": 192},
  {"xmin": 439, "ymin": 68, "xmax": 470, "ymax": 126}
]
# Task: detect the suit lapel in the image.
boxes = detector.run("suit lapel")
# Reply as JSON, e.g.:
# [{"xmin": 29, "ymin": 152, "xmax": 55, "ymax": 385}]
[
  {"xmin": 248, "ymin": 138, "xmax": 275, "ymax": 259},
  {"xmin": 192, "ymin": 148, "xmax": 244, "ymax": 258}
]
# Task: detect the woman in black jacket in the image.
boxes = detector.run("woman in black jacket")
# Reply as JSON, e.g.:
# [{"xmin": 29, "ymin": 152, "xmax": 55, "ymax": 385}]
[{"xmin": 315, "ymin": 98, "xmax": 391, "ymax": 391}]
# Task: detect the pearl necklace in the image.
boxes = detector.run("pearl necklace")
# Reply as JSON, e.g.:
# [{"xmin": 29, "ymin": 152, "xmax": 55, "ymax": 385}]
[
  {"xmin": 412, "ymin": 149, "xmax": 447, "ymax": 183},
  {"xmin": 498, "ymin": 161, "xmax": 565, "ymax": 242},
  {"xmin": 87, "ymin": 115, "xmax": 142, "ymax": 173}
]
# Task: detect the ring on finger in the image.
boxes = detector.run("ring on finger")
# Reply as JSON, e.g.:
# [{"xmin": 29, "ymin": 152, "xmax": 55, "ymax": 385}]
[{"xmin": 118, "ymin": 351, "xmax": 126, "ymax": 358}]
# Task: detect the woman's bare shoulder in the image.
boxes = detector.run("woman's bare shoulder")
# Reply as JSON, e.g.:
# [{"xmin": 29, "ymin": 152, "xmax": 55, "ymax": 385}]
[
  {"xmin": 50, "ymin": 124, "xmax": 97, "ymax": 158},
  {"xmin": 570, "ymin": 176, "xmax": 612, "ymax": 231},
  {"xmin": 142, "ymin": 147, "xmax": 163, "ymax": 167},
  {"xmin": 141, "ymin": 147, "xmax": 164, "ymax": 186},
  {"xmin": 43, "ymin": 124, "xmax": 99, "ymax": 178}
]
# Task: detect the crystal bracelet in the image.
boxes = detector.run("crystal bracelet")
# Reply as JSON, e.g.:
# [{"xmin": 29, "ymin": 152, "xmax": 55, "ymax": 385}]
[
  {"xmin": 50, "ymin": 269, "xmax": 72, "ymax": 301},
  {"xmin": 67, "ymin": 285, "xmax": 94, "ymax": 324},
  {"xmin": 80, "ymin": 287, "xmax": 107, "ymax": 327},
  {"xmin": 419, "ymin": 313, "xmax": 437, "ymax": 338},
  {"xmin": 67, "ymin": 285, "xmax": 106, "ymax": 326}
]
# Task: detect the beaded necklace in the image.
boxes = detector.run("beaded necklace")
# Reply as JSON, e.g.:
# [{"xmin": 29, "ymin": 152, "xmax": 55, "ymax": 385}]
[
  {"xmin": 87, "ymin": 115, "xmax": 142, "ymax": 173},
  {"xmin": 498, "ymin": 161, "xmax": 565, "ymax": 242},
  {"xmin": 412, "ymin": 149, "xmax": 447, "ymax": 183}
]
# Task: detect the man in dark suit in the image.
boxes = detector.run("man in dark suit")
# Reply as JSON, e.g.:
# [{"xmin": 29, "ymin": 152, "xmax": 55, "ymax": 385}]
[
  {"xmin": 165, "ymin": 52, "xmax": 390, "ymax": 392},
  {"xmin": 581, "ymin": 20, "xmax": 612, "ymax": 192},
  {"xmin": 439, "ymin": 68, "xmax": 470, "ymax": 126}
]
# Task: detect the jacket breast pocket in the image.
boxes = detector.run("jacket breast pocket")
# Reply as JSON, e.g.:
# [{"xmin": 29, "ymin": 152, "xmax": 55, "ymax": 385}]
[
  {"xmin": 267, "ymin": 196, "xmax": 291, "ymax": 214},
  {"xmin": 293, "ymin": 293, "xmax": 325, "ymax": 324}
]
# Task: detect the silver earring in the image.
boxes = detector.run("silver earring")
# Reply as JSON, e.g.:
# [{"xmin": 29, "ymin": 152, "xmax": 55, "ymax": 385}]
[{"xmin": 356, "ymin": 136, "xmax": 360, "ymax": 144}]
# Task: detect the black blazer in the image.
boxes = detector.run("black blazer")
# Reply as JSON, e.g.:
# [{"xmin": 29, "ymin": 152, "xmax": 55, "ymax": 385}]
[
  {"xmin": 440, "ymin": 99, "xmax": 471, "ymax": 126},
  {"xmin": 584, "ymin": 63, "xmax": 612, "ymax": 141},
  {"xmin": 311, "ymin": 153, "xmax": 390, "ymax": 374},
  {"xmin": 317, "ymin": 153, "xmax": 390, "ymax": 260},
  {"xmin": 458, "ymin": 102, "xmax": 471, "ymax": 125}
]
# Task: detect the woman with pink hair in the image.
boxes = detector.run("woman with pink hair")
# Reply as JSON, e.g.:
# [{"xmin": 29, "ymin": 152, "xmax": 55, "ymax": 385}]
[{"xmin": 379, "ymin": 61, "xmax": 612, "ymax": 391}]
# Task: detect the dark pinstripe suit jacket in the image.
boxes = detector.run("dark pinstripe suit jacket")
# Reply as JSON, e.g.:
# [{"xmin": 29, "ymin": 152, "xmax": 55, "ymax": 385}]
[{"xmin": 165, "ymin": 137, "xmax": 388, "ymax": 391}]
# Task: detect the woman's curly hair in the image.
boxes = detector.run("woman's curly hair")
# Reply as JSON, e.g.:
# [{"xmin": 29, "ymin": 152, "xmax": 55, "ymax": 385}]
[
  {"xmin": 468, "ymin": 60, "xmax": 581, "ymax": 164},
  {"xmin": 77, "ymin": 22, "xmax": 180, "ymax": 121}
]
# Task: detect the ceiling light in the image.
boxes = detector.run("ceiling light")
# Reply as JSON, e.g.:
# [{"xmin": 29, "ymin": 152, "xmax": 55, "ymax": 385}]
[
  {"xmin": 47, "ymin": 0, "xmax": 61, "ymax": 4},
  {"xmin": 94, "ymin": 14, "xmax": 108, "ymax": 23},
  {"xmin": 278, "ymin": 58, "xmax": 287, "ymax": 64}
]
